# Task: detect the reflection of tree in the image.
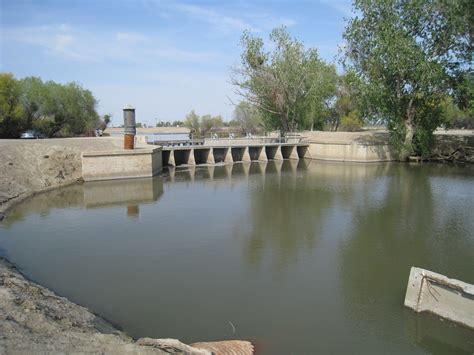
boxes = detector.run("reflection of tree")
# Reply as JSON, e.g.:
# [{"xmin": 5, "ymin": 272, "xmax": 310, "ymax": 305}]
[
  {"xmin": 244, "ymin": 177, "xmax": 333, "ymax": 269},
  {"xmin": 242, "ymin": 161, "xmax": 388, "ymax": 270},
  {"xmin": 339, "ymin": 163, "xmax": 474, "ymax": 352}
]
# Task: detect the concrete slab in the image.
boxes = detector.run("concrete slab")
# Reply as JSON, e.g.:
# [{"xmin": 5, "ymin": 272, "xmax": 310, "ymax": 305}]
[{"xmin": 404, "ymin": 267, "xmax": 474, "ymax": 329}]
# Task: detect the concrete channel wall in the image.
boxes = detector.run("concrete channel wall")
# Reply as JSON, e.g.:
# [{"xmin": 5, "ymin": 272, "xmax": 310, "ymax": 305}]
[
  {"xmin": 304, "ymin": 130, "xmax": 395, "ymax": 162},
  {"xmin": 307, "ymin": 141, "xmax": 394, "ymax": 162}
]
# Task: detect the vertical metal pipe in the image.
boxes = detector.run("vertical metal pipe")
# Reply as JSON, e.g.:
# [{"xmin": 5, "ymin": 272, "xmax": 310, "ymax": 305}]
[{"xmin": 123, "ymin": 105, "xmax": 136, "ymax": 150}]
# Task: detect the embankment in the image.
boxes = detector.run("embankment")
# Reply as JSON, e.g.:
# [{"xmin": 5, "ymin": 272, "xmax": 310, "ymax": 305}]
[
  {"xmin": 0, "ymin": 137, "xmax": 126, "ymax": 216},
  {"xmin": 0, "ymin": 137, "xmax": 253, "ymax": 354}
]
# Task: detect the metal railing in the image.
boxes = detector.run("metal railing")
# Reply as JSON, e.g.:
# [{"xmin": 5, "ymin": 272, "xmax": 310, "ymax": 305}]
[{"xmin": 148, "ymin": 132, "xmax": 308, "ymax": 147}]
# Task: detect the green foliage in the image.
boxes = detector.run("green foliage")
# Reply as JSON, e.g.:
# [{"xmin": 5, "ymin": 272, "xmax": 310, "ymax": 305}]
[
  {"xmin": 201, "ymin": 114, "xmax": 223, "ymax": 135},
  {"xmin": 233, "ymin": 101, "xmax": 264, "ymax": 134},
  {"xmin": 233, "ymin": 27, "xmax": 337, "ymax": 134},
  {"xmin": 183, "ymin": 110, "xmax": 225, "ymax": 136},
  {"xmin": 339, "ymin": 110, "xmax": 363, "ymax": 132},
  {"xmin": 343, "ymin": 0, "xmax": 471, "ymax": 159},
  {"xmin": 0, "ymin": 73, "xmax": 26, "ymax": 138},
  {"xmin": 0, "ymin": 73, "xmax": 99, "ymax": 138},
  {"xmin": 184, "ymin": 110, "xmax": 200, "ymax": 133},
  {"xmin": 441, "ymin": 97, "xmax": 474, "ymax": 129},
  {"xmin": 329, "ymin": 72, "xmax": 364, "ymax": 131}
]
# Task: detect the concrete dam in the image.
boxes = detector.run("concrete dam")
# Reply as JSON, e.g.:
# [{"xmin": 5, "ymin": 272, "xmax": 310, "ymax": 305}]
[{"xmin": 154, "ymin": 137, "xmax": 312, "ymax": 167}]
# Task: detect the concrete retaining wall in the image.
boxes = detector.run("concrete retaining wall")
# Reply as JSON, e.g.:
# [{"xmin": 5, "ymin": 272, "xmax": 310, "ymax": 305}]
[
  {"xmin": 82, "ymin": 147, "xmax": 162, "ymax": 181},
  {"xmin": 308, "ymin": 141, "xmax": 394, "ymax": 162}
]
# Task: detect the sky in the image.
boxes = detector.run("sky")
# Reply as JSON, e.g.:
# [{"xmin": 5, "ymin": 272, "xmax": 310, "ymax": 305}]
[{"xmin": 0, "ymin": 0, "xmax": 352, "ymax": 126}]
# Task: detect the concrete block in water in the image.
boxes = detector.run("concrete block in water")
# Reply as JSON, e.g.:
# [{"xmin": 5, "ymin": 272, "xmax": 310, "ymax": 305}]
[{"xmin": 404, "ymin": 267, "xmax": 474, "ymax": 329}]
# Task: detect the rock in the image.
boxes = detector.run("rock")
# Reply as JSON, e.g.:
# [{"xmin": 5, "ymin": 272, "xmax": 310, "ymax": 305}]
[
  {"xmin": 136, "ymin": 338, "xmax": 255, "ymax": 355},
  {"xmin": 137, "ymin": 338, "xmax": 211, "ymax": 354},
  {"xmin": 192, "ymin": 340, "xmax": 254, "ymax": 355}
]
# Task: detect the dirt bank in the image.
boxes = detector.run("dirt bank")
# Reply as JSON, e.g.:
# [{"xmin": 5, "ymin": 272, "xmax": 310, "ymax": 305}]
[
  {"xmin": 0, "ymin": 258, "xmax": 253, "ymax": 354},
  {"xmin": 0, "ymin": 138, "xmax": 127, "ymax": 216},
  {"xmin": 0, "ymin": 258, "xmax": 167, "ymax": 353},
  {"xmin": 0, "ymin": 138, "xmax": 253, "ymax": 354}
]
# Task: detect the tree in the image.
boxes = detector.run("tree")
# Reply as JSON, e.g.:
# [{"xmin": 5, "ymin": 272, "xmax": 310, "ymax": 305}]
[
  {"xmin": 0, "ymin": 73, "xmax": 25, "ymax": 138},
  {"xmin": 329, "ymin": 72, "xmax": 363, "ymax": 131},
  {"xmin": 16, "ymin": 76, "xmax": 99, "ymax": 137},
  {"xmin": 200, "ymin": 114, "xmax": 223, "ymax": 136},
  {"xmin": 343, "ymin": 0, "xmax": 472, "ymax": 159},
  {"xmin": 184, "ymin": 110, "xmax": 200, "ymax": 133},
  {"xmin": 233, "ymin": 101, "xmax": 264, "ymax": 134},
  {"xmin": 232, "ymin": 27, "xmax": 337, "ymax": 134}
]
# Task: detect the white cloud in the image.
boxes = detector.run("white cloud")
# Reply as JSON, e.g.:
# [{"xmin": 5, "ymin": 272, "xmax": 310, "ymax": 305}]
[
  {"xmin": 320, "ymin": 0, "xmax": 353, "ymax": 17},
  {"xmin": 2, "ymin": 24, "xmax": 217, "ymax": 64},
  {"xmin": 146, "ymin": 1, "xmax": 296, "ymax": 34},
  {"xmin": 175, "ymin": 3, "xmax": 256, "ymax": 32}
]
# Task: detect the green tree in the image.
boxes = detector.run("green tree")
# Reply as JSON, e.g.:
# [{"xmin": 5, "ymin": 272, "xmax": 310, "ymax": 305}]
[
  {"xmin": 343, "ymin": 0, "xmax": 472, "ymax": 159},
  {"xmin": 233, "ymin": 101, "xmax": 264, "ymax": 134},
  {"xmin": 200, "ymin": 114, "xmax": 223, "ymax": 136},
  {"xmin": 330, "ymin": 72, "xmax": 363, "ymax": 131},
  {"xmin": 233, "ymin": 27, "xmax": 337, "ymax": 134},
  {"xmin": 17, "ymin": 77, "xmax": 99, "ymax": 137},
  {"xmin": 0, "ymin": 73, "xmax": 25, "ymax": 138},
  {"xmin": 184, "ymin": 110, "xmax": 200, "ymax": 134}
]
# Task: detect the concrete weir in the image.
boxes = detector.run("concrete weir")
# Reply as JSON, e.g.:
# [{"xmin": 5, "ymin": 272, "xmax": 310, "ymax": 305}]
[{"xmin": 162, "ymin": 143, "xmax": 308, "ymax": 167}]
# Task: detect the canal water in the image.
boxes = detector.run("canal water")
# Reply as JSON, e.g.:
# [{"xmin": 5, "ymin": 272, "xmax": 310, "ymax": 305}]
[{"xmin": 1, "ymin": 161, "xmax": 473, "ymax": 354}]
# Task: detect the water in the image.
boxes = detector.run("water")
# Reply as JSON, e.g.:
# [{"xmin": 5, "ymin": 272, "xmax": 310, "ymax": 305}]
[{"xmin": 1, "ymin": 160, "xmax": 473, "ymax": 354}]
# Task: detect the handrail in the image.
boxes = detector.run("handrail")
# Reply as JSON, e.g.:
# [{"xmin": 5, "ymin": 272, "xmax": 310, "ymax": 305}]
[{"xmin": 148, "ymin": 132, "xmax": 308, "ymax": 147}]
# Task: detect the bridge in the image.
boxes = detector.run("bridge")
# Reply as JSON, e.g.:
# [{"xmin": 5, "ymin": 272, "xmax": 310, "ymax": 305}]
[{"xmin": 148, "ymin": 136, "xmax": 312, "ymax": 167}]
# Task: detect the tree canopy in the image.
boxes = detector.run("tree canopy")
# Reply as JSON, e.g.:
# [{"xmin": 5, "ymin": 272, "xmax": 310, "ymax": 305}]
[
  {"xmin": 0, "ymin": 73, "xmax": 100, "ymax": 138},
  {"xmin": 232, "ymin": 27, "xmax": 337, "ymax": 134},
  {"xmin": 343, "ymin": 0, "xmax": 472, "ymax": 159},
  {"xmin": 183, "ymin": 110, "xmax": 224, "ymax": 137},
  {"xmin": 232, "ymin": 101, "xmax": 264, "ymax": 134}
]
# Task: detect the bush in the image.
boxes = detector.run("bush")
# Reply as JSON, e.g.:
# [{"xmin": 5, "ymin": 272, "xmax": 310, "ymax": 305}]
[{"xmin": 339, "ymin": 110, "xmax": 363, "ymax": 131}]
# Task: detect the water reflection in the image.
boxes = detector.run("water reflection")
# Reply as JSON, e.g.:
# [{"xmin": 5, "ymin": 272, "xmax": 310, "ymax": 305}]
[
  {"xmin": 83, "ymin": 177, "xmax": 164, "ymax": 208},
  {"xmin": 241, "ymin": 161, "xmax": 392, "ymax": 270},
  {"xmin": 338, "ymin": 163, "xmax": 474, "ymax": 353},
  {"xmin": 1, "ymin": 161, "xmax": 473, "ymax": 354}
]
